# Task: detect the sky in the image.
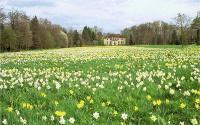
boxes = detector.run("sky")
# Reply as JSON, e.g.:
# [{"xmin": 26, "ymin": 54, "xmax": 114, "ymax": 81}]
[{"xmin": 0, "ymin": 0, "xmax": 200, "ymax": 33}]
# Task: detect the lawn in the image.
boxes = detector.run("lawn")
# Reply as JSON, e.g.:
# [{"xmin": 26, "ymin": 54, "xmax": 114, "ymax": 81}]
[{"xmin": 0, "ymin": 46, "xmax": 200, "ymax": 125}]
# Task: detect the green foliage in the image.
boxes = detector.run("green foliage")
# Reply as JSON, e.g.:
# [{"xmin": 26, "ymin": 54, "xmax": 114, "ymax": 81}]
[
  {"xmin": 73, "ymin": 30, "xmax": 80, "ymax": 46},
  {"xmin": 1, "ymin": 9, "xmax": 71, "ymax": 52},
  {"xmin": 2, "ymin": 26, "xmax": 17, "ymax": 51},
  {"xmin": 31, "ymin": 16, "xmax": 41, "ymax": 49}
]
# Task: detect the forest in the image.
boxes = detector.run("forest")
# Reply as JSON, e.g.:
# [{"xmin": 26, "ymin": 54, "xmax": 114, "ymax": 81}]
[
  {"xmin": 0, "ymin": 8, "xmax": 103, "ymax": 52},
  {"xmin": 0, "ymin": 8, "xmax": 200, "ymax": 52},
  {"xmin": 122, "ymin": 13, "xmax": 200, "ymax": 45}
]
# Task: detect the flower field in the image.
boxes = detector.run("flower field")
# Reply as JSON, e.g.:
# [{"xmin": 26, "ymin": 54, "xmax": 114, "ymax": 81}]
[{"xmin": 0, "ymin": 46, "xmax": 200, "ymax": 125}]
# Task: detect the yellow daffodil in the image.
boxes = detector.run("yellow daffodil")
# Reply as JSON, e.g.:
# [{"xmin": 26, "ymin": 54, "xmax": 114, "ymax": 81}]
[
  {"xmin": 180, "ymin": 103, "xmax": 186, "ymax": 109},
  {"xmin": 195, "ymin": 99, "xmax": 200, "ymax": 104},
  {"xmin": 134, "ymin": 106, "xmax": 139, "ymax": 111},
  {"xmin": 153, "ymin": 99, "xmax": 162, "ymax": 106},
  {"xmin": 7, "ymin": 107, "xmax": 13, "ymax": 112},
  {"xmin": 22, "ymin": 103, "xmax": 33, "ymax": 110},
  {"xmin": 77, "ymin": 100, "xmax": 84, "ymax": 109},
  {"xmin": 195, "ymin": 104, "xmax": 199, "ymax": 110},
  {"xmin": 55, "ymin": 111, "xmax": 66, "ymax": 117},
  {"xmin": 113, "ymin": 110, "xmax": 118, "ymax": 116},
  {"xmin": 40, "ymin": 92, "xmax": 47, "ymax": 97},
  {"xmin": 146, "ymin": 95, "xmax": 152, "ymax": 101},
  {"xmin": 69, "ymin": 90, "xmax": 74, "ymax": 95}
]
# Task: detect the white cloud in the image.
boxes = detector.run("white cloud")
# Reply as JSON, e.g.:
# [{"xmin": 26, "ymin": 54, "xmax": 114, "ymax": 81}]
[{"xmin": 1, "ymin": 0, "xmax": 200, "ymax": 33}]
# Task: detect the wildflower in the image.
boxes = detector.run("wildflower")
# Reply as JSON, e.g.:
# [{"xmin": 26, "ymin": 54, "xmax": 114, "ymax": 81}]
[
  {"xmin": 113, "ymin": 110, "xmax": 118, "ymax": 116},
  {"xmin": 150, "ymin": 115, "xmax": 157, "ymax": 122},
  {"xmin": 169, "ymin": 89, "xmax": 175, "ymax": 95},
  {"xmin": 146, "ymin": 95, "xmax": 152, "ymax": 101},
  {"xmin": 55, "ymin": 111, "xmax": 66, "ymax": 117},
  {"xmin": 134, "ymin": 106, "xmax": 139, "ymax": 111},
  {"xmin": 69, "ymin": 117, "xmax": 75, "ymax": 124},
  {"xmin": 93, "ymin": 112, "xmax": 100, "ymax": 120},
  {"xmin": 153, "ymin": 99, "xmax": 162, "ymax": 106},
  {"xmin": 107, "ymin": 101, "xmax": 111, "ymax": 105},
  {"xmin": 54, "ymin": 101, "xmax": 59, "ymax": 106},
  {"xmin": 22, "ymin": 103, "xmax": 33, "ymax": 110},
  {"xmin": 90, "ymin": 99, "xmax": 94, "ymax": 104},
  {"xmin": 69, "ymin": 90, "xmax": 74, "ymax": 95},
  {"xmin": 86, "ymin": 96, "xmax": 91, "ymax": 101},
  {"xmin": 190, "ymin": 118, "xmax": 198, "ymax": 125},
  {"xmin": 20, "ymin": 117, "xmax": 27, "ymax": 125},
  {"xmin": 180, "ymin": 121, "xmax": 184, "ymax": 125},
  {"xmin": 77, "ymin": 100, "xmax": 84, "ymax": 109},
  {"xmin": 26, "ymin": 103, "xmax": 33, "ymax": 110},
  {"xmin": 56, "ymin": 82, "xmax": 61, "ymax": 90},
  {"xmin": 166, "ymin": 99, "xmax": 170, "ymax": 104},
  {"xmin": 101, "ymin": 102, "xmax": 106, "ymax": 107},
  {"xmin": 15, "ymin": 110, "xmax": 20, "ymax": 115},
  {"xmin": 50, "ymin": 115, "xmax": 55, "ymax": 121},
  {"xmin": 195, "ymin": 99, "xmax": 200, "ymax": 104},
  {"xmin": 2, "ymin": 119, "xmax": 7, "ymax": 125},
  {"xmin": 121, "ymin": 122, "xmax": 125, "ymax": 125},
  {"xmin": 42, "ymin": 116, "xmax": 47, "ymax": 121},
  {"xmin": 7, "ymin": 107, "xmax": 13, "ymax": 112},
  {"xmin": 195, "ymin": 104, "xmax": 199, "ymax": 110},
  {"xmin": 40, "ymin": 92, "xmax": 47, "ymax": 97},
  {"xmin": 59, "ymin": 117, "xmax": 65, "ymax": 124},
  {"xmin": 121, "ymin": 113, "xmax": 128, "ymax": 120},
  {"xmin": 180, "ymin": 103, "xmax": 186, "ymax": 109}
]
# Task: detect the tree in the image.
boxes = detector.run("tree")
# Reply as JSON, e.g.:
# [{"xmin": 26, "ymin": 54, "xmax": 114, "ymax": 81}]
[
  {"xmin": 8, "ymin": 10, "xmax": 32, "ymax": 50},
  {"xmin": 129, "ymin": 34, "xmax": 134, "ymax": 45},
  {"xmin": 172, "ymin": 30, "xmax": 179, "ymax": 45},
  {"xmin": 174, "ymin": 13, "xmax": 191, "ymax": 45},
  {"xmin": 191, "ymin": 11, "xmax": 200, "ymax": 45},
  {"xmin": 0, "ymin": 8, "xmax": 6, "ymax": 51},
  {"xmin": 31, "ymin": 16, "xmax": 41, "ymax": 49},
  {"xmin": 39, "ymin": 28, "xmax": 54, "ymax": 49},
  {"xmin": 73, "ymin": 30, "xmax": 80, "ymax": 46},
  {"xmin": 2, "ymin": 27, "xmax": 17, "ymax": 51}
]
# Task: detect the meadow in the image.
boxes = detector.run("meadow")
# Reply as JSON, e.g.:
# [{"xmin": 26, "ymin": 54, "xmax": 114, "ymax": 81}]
[{"xmin": 0, "ymin": 46, "xmax": 200, "ymax": 125}]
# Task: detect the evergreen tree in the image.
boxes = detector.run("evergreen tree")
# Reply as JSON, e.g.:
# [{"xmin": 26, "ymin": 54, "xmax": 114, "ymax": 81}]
[
  {"xmin": 129, "ymin": 34, "xmax": 134, "ymax": 45},
  {"xmin": 31, "ymin": 16, "xmax": 41, "ymax": 49},
  {"xmin": 82, "ymin": 26, "xmax": 90, "ymax": 44},
  {"xmin": 73, "ymin": 30, "xmax": 79, "ymax": 46}
]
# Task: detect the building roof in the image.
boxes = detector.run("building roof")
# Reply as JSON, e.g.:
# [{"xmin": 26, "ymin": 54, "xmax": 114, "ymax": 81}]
[{"xmin": 105, "ymin": 34, "xmax": 125, "ymax": 38}]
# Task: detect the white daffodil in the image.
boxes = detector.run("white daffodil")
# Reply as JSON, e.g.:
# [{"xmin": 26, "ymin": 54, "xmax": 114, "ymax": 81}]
[
  {"xmin": 121, "ymin": 113, "xmax": 128, "ymax": 120},
  {"xmin": 69, "ymin": 117, "xmax": 75, "ymax": 124},
  {"xmin": 93, "ymin": 112, "xmax": 100, "ymax": 120}
]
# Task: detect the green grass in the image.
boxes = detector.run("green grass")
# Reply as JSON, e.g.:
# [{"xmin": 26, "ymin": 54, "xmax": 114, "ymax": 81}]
[
  {"xmin": 134, "ymin": 45, "xmax": 184, "ymax": 48},
  {"xmin": 0, "ymin": 46, "xmax": 200, "ymax": 125}
]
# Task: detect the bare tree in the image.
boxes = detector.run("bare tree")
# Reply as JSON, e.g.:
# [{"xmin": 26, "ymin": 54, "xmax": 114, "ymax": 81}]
[{"xmin": 174, "ymin": 13, "xmax": 191, "ymax": 45}]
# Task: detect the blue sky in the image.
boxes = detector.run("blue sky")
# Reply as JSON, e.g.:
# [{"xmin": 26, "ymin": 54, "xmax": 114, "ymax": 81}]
[{"xmin": 1, "ymin": 0, "xmax": 200, "ymax": 33}]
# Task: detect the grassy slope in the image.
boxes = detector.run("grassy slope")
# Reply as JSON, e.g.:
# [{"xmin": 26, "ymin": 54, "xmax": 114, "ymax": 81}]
[{"xmin": 0, "ymin": 46, "xmax": 200, "ymax": 125}]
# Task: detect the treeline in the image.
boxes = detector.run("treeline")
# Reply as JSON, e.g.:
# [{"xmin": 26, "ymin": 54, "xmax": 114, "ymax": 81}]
[
  {"xmin": 122, "ymin": 13, "xmax": 200, "ymax": 45},
  {"xmin": 0, "ymin": 8, "xmax": 103, "ymax": 52}
]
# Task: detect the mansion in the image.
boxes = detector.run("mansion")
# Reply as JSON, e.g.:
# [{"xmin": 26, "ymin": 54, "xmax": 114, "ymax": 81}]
[{"xmin": 104, "ymin": 34, "xmax": 126, "ymax": 46}]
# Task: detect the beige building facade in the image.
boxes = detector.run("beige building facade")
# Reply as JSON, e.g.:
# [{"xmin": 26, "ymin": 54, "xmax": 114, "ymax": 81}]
[{"xmin": 104, "ymin": 34, "xmax": 126, "ymax": 46}]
